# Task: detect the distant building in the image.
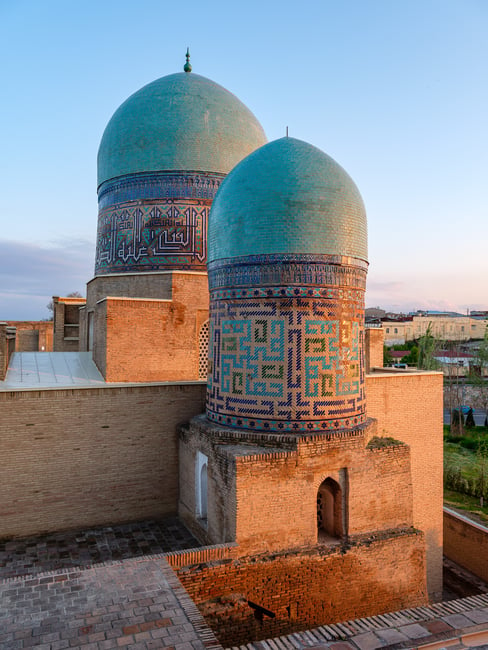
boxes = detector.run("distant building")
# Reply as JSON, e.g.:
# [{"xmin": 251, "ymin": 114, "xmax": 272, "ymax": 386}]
[
  {"xmin": 383, "ymin": 313, "xmax": 488, "ymax": 345},
  {"xmin": 3, "ymin": 320, "xmax": 53, "ymax": 352}
]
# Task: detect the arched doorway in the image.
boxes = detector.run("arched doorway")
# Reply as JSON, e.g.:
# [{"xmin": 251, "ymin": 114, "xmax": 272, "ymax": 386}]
[{"xmin": 317, "ymin": 477, "xmax": 343, "ymax": 539}]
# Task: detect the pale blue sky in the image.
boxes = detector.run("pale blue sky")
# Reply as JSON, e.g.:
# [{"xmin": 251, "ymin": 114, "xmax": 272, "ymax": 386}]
[{"xmin": 1, "ymin": 0, "xmax": 487, "ymax": 319}]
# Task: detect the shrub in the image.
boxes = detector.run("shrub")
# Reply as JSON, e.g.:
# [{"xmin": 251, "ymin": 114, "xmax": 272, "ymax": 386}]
[
  {"xmin": 451, "ymin": 408, "xmax": 463, "ymax": 435},
  {"xmin": 466, "ymin": 408, "xmax": 476, "ymax": 429}
]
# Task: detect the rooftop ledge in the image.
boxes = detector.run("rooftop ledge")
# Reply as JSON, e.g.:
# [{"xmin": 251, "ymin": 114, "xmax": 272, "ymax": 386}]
[{"xmin": 367, "ymin": 367, "xmax": 443, "ymax": 377}]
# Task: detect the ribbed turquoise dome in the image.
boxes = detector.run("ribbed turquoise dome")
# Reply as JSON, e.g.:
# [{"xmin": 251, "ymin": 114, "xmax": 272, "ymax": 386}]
[
  {"xmin": 208, "ymin": 137, "xmax": 367, "ymax": 263},
  {"xmin": 97, "ymin": 72, "xmax": 267, "ymax": 187}
]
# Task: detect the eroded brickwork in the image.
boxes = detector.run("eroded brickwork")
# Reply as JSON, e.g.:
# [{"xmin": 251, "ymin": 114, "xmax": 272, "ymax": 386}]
[
  {"xmin": 179, "ymin": 417, "xmax": 415, "ymax": 553},
  {"xmin": 174, "ymin": 532, "xmax": 427, "ymax": 646}
]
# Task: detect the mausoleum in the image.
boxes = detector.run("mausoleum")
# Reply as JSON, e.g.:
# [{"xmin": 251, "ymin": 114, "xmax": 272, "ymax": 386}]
[{"xmin": 79, "ymin": 54, "xmax": 267, "ymax": 381}]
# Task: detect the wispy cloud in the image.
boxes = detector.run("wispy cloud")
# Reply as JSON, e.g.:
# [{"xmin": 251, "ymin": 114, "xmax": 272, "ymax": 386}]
[{"xmin": 0, "ymin": 238, "xmax": 95, "ymax": 320}]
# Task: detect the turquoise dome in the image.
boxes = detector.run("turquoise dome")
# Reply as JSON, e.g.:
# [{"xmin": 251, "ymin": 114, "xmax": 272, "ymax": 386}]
[
  {"xmin": 208, "ymin": 137, "xmax": 367, "ymax": 263},
  {"xmin": 97, "ymin": 72, "xmax": 267, "ymax": 187}
]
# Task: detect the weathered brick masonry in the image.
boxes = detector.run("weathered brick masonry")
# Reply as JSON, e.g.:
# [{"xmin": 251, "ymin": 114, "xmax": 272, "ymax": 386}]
[
  {"xmin": 172, "ymin": 531, "xmax": 427, "ymax": 646},
  {"xmin": 0, "ymin": 382, "xmax": 205, "ymax": 537},
  {"xmin": 180, "ymin": 417, "xmax": 415, "ymax": 553},
  {"xmin": 366, "ymin": 370, "xmax": 444, "ymax": 601}
]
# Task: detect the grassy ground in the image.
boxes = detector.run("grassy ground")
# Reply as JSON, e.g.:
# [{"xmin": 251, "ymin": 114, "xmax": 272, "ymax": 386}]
[
  {"xmin": 444, "ymin": 425, "xmax": 488, "ymax": 524},
  {"xmin": 444, "ymin": 489, "xmax": 488, "ymax": 524},
  {"xmin": 444, "ymin": 442, "xmax": 480, "ymax": 480}
]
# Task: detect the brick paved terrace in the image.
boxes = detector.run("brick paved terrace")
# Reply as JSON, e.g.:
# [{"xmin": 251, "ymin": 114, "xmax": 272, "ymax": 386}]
[
  {"xmin": 2, "ymin": 518, "xmax": 488, "ymax": 649},
  {"xmin": 0, "ymin": 517, "xmax": 200, "ymax": 580},
  {"xmin": 0, "ymin": 517, "xmax": 222, "ymax": 650}
]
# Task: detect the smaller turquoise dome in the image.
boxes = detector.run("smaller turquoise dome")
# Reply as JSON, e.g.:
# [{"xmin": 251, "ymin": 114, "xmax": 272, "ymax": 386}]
[{"xmin": 208, "ymin": 137, "xmax": 367, "ymax": 263}]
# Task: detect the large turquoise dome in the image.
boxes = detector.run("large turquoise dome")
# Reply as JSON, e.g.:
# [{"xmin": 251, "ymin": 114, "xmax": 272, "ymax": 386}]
[
  {"xmin": 208, "ymin": 137, "xmax": 367, "ymax": 263},
  {"xmin": 97, "ymin": 71, "xmax": 267, "ymax": 187}
]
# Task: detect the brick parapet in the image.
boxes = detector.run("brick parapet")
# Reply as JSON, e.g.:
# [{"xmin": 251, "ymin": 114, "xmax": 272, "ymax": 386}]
[
  {"xmin": 444, "ymin": 508, "xmax": 488, "ymax": 583},
  {"xmin": 164, "ymin": 543, "xmax": 239, "ymax": 569}
]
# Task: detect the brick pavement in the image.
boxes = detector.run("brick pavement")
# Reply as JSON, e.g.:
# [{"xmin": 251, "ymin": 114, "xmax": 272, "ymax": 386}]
[
  {"xmin": 0, "ymin": 518, "xmax": 199, "ymax": 580},
  {"xmin": 0, "ymin": 518, "xmax": 222, "ymax": 650},
  {"xmin": 3, "ymin": 520, "xmax": 488, "ymax": 649},
  {"xmin": 0, "ymin": 556, "xmax": 222, "ymax": 650}
]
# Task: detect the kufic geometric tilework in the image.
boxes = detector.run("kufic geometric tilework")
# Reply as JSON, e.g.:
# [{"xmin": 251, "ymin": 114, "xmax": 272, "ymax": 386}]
[{"xmin": 206, "ymin": 289, "xmax": 365, "ymax": 432}]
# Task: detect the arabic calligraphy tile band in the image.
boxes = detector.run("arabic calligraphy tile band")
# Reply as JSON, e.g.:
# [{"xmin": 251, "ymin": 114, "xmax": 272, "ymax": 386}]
[{"xmin": 95, "ymin": 172, "xmax": 223, "ymax": 274}]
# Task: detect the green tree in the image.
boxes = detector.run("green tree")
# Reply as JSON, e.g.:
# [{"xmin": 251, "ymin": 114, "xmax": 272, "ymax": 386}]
[
  {"xmin": 469, "ymin": 326, "xmax": 488, "ymax": 421},
  {"xmin": 402, "ymin": 345, "xmax": 418, "ymax": 366},
  {"xmin": 475, "ymin": 438, "xmax": 488, "ymax": 508},
  {"xmin": 383, "ymin": 346, "xmax": 393, "ymax": 366},
  {"xmin": 417, "ymin": 323, "xmax": 441, "ymax": 370}
]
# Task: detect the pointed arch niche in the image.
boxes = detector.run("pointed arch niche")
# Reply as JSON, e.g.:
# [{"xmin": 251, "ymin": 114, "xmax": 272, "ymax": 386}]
[
  {"xmin": 316, "ymin": 476, "xmax": 344, "ymax": 540},
  {"xmin": 196, "ymin": 451, "xmax": 208, "ymax": 523}
]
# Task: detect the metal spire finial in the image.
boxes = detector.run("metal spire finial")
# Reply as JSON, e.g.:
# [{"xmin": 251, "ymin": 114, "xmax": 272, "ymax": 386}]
[{"xmin": 184, "ymin": 48, "xmax": 192, "ymax": 73}]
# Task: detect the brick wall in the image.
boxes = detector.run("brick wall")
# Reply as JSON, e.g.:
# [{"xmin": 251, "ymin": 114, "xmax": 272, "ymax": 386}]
[
  {"xmin": 179, "ymin": 418, "xmax": 415, "ymax": 554},
  {"xmin": 365, "ymin": 327, "xmax": 384, "ymax": 371},
  {"xmin": 0, "ymin": 324, "xmax": 10, "ymax": 380},
  {"xmin": 85, "ymin": 273, "xmax": 175, "ymax": 310},
  {"xmin": 366, "ymin": 370, "xmax": 444, "ymax": 601},
  {"xmin": 0, "ymin": 382, "xmax": 206, "ymax": 538},
  {"xmin": 174, "ymin": 531, "xmax": 427, "ymax": 646},
  {"xmin": 5, "ymin": 321, "xmax": 53, "ymax": 352},
  {"xmin": 444, "ymin": 509, "xmax": 488, "ymax": 583},
  {"xmin": 53, "ymin": 298, "xmax": 85, "ymax": 352},
  {"xmin": 101, "ymin": 273, "xmax": 209, "ymax": 382},
  {"xmin": 93, "ymin": 299, "xmax": 108, "ymax": 377}
]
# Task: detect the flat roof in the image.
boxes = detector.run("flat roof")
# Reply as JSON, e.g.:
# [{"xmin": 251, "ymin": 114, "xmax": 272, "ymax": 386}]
[{"xmin": 1, "ymin": 352, "xmax": 106, "ymax": 389}]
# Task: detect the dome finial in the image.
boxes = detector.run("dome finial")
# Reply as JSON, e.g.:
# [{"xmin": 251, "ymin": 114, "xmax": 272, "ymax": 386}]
[{"xmin": 184, "ymin": 48, "xmax": 192, "ymax": 73}]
